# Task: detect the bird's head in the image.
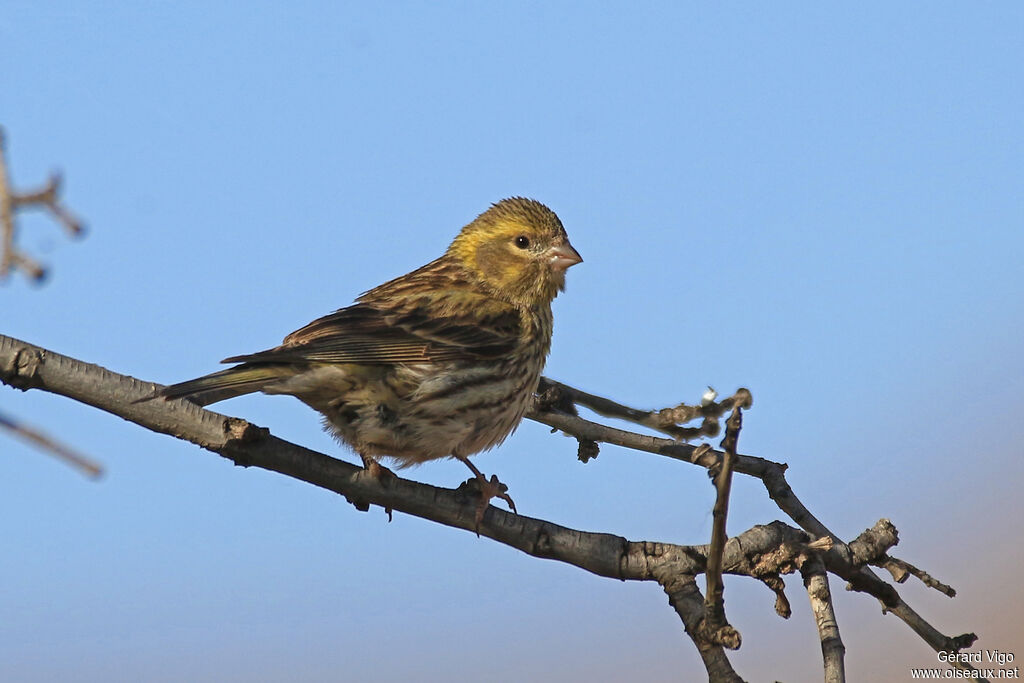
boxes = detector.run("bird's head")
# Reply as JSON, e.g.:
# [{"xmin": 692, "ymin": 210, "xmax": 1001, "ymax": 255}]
[{"xmin": 448, "ymin": 197, "xmax": 582, "ymax": 307}]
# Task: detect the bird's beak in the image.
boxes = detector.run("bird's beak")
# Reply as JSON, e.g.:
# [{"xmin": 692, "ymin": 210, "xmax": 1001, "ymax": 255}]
[{"xmin": 548, "ymin": 242, "xmax": 583, "ymax": 272}]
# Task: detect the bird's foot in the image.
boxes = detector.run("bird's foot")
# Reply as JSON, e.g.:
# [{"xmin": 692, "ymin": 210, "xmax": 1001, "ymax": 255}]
[
  {"xmin": 352, "ymin": 455, "xmax": 395, "ymax": 520},
  {"xmin": 461, "ymin": 470, "xmax": 517, "ymax": 533},
  {"xmin": 366, "ymin": 460, "xmax": 396, "ymax": 480},
  {"xmin": 359, "ymin": 454, "xmax": 396, "ymax": 481}
]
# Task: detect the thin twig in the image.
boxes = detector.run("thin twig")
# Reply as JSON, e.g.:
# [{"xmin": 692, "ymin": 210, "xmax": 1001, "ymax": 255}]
[
  {"xmin": 0, "ymin": 409, "xmax": 103, "ymax": 478},
  {"xmin": 537, "ymin": 377, "xmax": 736, "ymax": 440},
  {"xmin": 700, "ymin": 401, "xmax": 748, "ymax": 649},
  {"xmin": 877, "ymin": 554, "xmax": 956, "ymax": 597}
]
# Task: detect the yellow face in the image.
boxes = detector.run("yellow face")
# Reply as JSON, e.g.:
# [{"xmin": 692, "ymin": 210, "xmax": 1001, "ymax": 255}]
[{"xmin": 449, "ymin": 198, "xmax": 582, "ymax": 306}]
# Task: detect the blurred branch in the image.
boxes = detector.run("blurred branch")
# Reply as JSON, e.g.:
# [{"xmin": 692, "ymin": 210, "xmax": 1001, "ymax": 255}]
[
  {"xmin": 0, "ymin": 333, "xmax": 984, "ymax": 682},
  {"xmin": 0, "ymin": 409, "xmax": 102, "ymax": 478},
  {"xmin": 0, "ymin": 127, "xmax": 84, "ymax": 283}
]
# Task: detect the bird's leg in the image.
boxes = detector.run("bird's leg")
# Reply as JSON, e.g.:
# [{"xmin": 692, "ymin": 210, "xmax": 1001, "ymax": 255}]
[{"xmin": 456, "ymin": 456, "xmax": 517, "ymax": 530}]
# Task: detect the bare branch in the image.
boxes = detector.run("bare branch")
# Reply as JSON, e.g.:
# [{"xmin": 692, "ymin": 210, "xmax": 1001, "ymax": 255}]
[
  {"xmin": 0, "ymin": 409, "xmax": 102, "ymax": 478},
  {"xmin": 529, "ymin": 403, "xmax": 898, "ymax": 597},
  {"xmin": 662, "ymin": 577, "xmax": 745, "ymax": 683},
  {"xmin": 536, "ymin": 378, "xmax": 739, "ymax": 440},
  {"xmin": 0, "ymin": 333, "xmax": 810, "ymax": 577},
  {"xmin": 801, "ymin": 554, "xmax": 846, "ymax": 683},
  {"xmin": 699, "ymin": 401, "xmax": 749, "ymax": 649},
  {"xmin": 529, "ymin": 383, "xmax": 979, "ymax": 664},
  {"xmin": 0, "ymin": 332, "xmax": 983, "ymax": 679}
]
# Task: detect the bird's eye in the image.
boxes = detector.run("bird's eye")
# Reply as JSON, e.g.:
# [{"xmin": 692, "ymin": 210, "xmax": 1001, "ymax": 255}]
[{"xmin": 514, "ymin": 235, "xmax": 530, "ymax": 249}]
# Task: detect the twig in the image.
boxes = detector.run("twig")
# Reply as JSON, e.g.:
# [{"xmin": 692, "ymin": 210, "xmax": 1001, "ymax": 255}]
[
  {"xmin": 0, "ymin": 409, "xmax": 102, "ymax": 478},
  {"xmin": 537, "ymin": 378, "xmax": 738, "ymax": 440},
  {"xmin": 877, "ymin": 554, "xmax": 956, "ymax": 597},
  {"xmin": 0, "ymin": 127, "xmax": 84, "ymax": 282},
  {"xmin": 699, "ymin": 401, "xmax": 749, "ymax": 649}
]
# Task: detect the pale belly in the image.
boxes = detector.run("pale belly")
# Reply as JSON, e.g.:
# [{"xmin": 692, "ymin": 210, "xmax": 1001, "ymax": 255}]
[{"xmin": 266, "ymin": 361, "xmax": 540, "ymax": 466}]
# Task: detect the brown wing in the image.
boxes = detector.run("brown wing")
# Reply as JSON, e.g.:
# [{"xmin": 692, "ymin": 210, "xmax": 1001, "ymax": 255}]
[{"xmin": 221, "ymin": 301, "xmax": 520, "ymax": 366}]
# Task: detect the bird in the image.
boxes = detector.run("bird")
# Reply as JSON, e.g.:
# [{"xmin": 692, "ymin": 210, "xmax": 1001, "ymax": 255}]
[{"xmin": 153, "ymin": 197, "xmax": 582, "ymax": 527}]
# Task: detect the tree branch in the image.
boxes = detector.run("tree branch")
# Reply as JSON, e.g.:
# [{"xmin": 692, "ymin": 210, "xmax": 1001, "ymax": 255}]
[
  {"xmin": 662, "ymin": 577, "xmax": 745, "ymax": 683},
  {"xmin": 801, "ymin": 554, "xmax": 846, "ymax": 683},
  {"xmin": 699, "ymin": 401, "xmax": 749, "ymax": 650},
  {"xmin": 0, "ymin": 334, "xmax": 809, "ymax": 564},
  {"xmin": 527, "ymin": 383, "xmax": 981, "ymax": 673},
  {"xmin": 0, "ymin": 333, "xmax": 983, "ymax": 680}
]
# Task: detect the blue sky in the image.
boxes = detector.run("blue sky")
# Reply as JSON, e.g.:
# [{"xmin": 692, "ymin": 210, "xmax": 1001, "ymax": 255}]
[{"xmin": 2, "ymin": 3, "xmax": 1022, "ymax": 681}]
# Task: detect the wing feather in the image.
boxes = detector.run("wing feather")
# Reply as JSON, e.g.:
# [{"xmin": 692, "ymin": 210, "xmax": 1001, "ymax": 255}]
[{"xmin": 222, "ymin": 299, "xmax": 520, "ymax": 367}]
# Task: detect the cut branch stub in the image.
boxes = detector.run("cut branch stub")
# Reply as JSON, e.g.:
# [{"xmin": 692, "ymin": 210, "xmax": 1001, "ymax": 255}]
[{"xmin": 848, "ymin": 519, "xmax": 900, "ymax": 566}]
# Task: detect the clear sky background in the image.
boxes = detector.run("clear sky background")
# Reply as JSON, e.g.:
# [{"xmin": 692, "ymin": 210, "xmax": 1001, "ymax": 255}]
[{"xmin": 2, "ymin": 3, "xmax": 1022, "ymax": 681}]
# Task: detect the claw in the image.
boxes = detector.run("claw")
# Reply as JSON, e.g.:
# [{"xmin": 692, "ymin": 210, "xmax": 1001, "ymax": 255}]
[
  {"xmin": 354, "ymin": 454, "xmax": 395, "ymax": 518},
  {"xmin": 359, "ymin": 453, "xmax": 396, "ymax": 481},
  {"xmin": 472, "ymin": 474, "xmax": 517, "ymax": 530},
  {"xmin": 455, "ymin": 456, "xmax": 517, "ymax": 534},
  {"xmin": 366, "ymin": 460, "xmax": 396, "ymax": 480}
]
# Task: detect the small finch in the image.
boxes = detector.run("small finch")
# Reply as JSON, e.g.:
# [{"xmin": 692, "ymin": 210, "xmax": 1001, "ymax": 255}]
[{"xmin": 155, "ymin": 197, "xmax": 582, "ymax": 525}]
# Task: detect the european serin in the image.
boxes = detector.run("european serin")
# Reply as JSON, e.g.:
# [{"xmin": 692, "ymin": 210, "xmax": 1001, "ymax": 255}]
[{"xmin": 156, "ymin": 197, "xmax": 581, "ymax": 524}]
